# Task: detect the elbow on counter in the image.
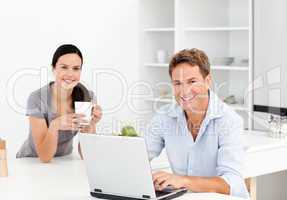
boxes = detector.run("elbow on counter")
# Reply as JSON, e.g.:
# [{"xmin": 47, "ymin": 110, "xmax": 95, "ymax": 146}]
[
  {"xmin": 38, "ymin": 155, "xmax": 53, "ymax": 163},
  {"xmin": 36, "ymin": 151, "xmax": 54, "ymax": 163}
]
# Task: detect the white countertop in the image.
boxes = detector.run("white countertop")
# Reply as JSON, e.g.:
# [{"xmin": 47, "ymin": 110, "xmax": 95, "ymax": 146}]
[
  {"xmin": 0, "ymin": 155, "xmax": 246, "ymax": 200},
  {"xmin": 2, "ymin": 130, "xmax": 285, "ymax": 200},
  {"xmin": 242, "ymin": 130, "xmax": 287, "ymax": 153},
  {"xmin": 242, "ymin": 130, "xmax": 287, "ymax": 178}
]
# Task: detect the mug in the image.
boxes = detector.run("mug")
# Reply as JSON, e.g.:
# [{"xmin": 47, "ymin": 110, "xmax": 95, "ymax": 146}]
[{"xmin": 75, "ymin": 101, "xmax": 93, "ymax": 125}]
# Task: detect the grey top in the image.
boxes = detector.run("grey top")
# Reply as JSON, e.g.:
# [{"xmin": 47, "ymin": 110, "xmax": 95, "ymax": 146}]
[{"xmin": 16, "ymin": 82, "xmax": 95, "ymax": 158}]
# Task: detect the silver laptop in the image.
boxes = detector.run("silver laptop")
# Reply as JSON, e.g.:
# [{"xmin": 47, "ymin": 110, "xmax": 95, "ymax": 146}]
[{"xmin": 79, "ymin": 134, "xmax": 187, "ymax": 200}]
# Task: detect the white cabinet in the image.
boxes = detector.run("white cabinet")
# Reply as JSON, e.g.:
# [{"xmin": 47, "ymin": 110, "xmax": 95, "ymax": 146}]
[
  {"xmin": 140, "ymin": 0, "xmax": 253, "ymax": 129},
  {"xmin": 253, "ymin": 0, "xmax": 287, "ymax": 130}
]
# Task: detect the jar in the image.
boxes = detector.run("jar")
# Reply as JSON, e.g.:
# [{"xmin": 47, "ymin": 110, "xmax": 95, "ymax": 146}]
[{"xmin": 268, "ymin": 115, "xmax": 287, "ymax": 139}]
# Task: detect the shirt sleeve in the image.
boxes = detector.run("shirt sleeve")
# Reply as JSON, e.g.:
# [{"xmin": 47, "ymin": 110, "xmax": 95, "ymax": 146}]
[
  {"xmin": 26, "ymin": 92, "xmax": 45, "ymax": 118},
  {"xmin": 144, "ymin": 114, "xmax": 165, "ymax": 161},
  {"xmin": 216, "ymin": 115, "xmax": 250, "ymax": 199},
  {"xmin": 89, "ymin": 90, "xmax": 97, "ymax": 103}
]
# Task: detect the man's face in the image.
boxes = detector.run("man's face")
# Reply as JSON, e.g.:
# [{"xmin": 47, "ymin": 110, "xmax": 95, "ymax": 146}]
[{"xmin": 171, "ymin": 63, "xmax": 211, "ymax": 113}]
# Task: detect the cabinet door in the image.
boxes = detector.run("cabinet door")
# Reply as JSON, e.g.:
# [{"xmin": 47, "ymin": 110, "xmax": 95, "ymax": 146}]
[{"xmin": 253, "ymin": 0, "xmax": 287, "ymax": 130}]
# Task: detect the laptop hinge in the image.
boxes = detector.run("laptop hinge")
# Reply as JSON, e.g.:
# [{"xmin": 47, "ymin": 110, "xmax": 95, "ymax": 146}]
[
  {"xmin": 142, "ymin": 195, "xmax": 151, "ymax": 199},
  {"xmin": 94, "ymin": 188, "xmax": 102, "ymax": 193}
]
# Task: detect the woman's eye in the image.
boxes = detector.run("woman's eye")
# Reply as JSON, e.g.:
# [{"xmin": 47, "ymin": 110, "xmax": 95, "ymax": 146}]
[
  {"xmin": 73, "ymin": 67, "xmax": 81, "ymax": 71},
  {"xmin": 61, "ymin": 66, "xmax": 68, "ymax": 69}
]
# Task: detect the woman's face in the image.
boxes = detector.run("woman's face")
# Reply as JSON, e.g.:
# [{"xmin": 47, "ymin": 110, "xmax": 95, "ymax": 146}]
[
  {"xmin": 171, "ymin": 63, "xmax": 211, "ymax": 113},
  {"xmin": 53, "ymin": 53, "xmax": 82, "ymax": 91}
]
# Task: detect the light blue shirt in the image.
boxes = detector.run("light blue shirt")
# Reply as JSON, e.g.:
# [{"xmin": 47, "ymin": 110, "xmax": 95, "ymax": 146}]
[{"xmin": 144, "ymin": 90, "xmax": 249, "ymax": 199}]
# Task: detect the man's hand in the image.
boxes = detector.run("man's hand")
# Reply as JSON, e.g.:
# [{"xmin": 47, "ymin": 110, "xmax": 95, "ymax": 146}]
[{"xmin": 152, "ymin": 171, "xmax": 188, "ymax": 191}]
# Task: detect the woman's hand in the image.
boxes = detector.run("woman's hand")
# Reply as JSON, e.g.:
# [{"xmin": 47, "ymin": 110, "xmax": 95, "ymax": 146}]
[
  {"xmin": 91, "ymin": 104, "xmax": 102, "ymax": 124},
  {"xmin": 50, "ymin": 113, "xmax": 87, "ymax": 132},
  {"xmin": 152, "ymin": 171, "xmax": 188, "ymax": 191},
  {"xmin": 79, "ymin": 104, "xmax": 102, "ymax": 133}
]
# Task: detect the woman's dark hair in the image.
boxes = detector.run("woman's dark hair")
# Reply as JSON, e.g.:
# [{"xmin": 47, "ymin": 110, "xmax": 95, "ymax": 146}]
[
  {"xmin": 71, "ymin": 83, "xmax": 92, "ymax": 108},
  {"xmin": 52, "ymin": 44, "xmax": 83, "ymax": 68},
  {"xmin": 52, "ymin": 44, "xmax": 92, "ymax": 108}
]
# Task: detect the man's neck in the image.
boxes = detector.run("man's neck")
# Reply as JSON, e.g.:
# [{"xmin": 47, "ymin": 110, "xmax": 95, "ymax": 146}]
[{"xmin": 185, "ymin": 95, "xmax": 209, "ymax": 126}]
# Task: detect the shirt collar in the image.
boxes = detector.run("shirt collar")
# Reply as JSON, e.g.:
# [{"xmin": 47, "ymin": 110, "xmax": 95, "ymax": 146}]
[
  {"xmin": 167, "ymin": 90, "xmax": 224, "ymax": 120},
  {"xmin": 206, "ymin": 90, "xmax": 224, "ymax": 120}
]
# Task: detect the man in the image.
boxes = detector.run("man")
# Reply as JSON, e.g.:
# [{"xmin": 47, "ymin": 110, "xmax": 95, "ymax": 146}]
[{"xmin": 145, "ymin": 48, "xmax": 249, "ymax": 198}]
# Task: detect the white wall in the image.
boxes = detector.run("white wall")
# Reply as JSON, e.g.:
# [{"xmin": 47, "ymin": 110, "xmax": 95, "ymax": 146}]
[{"xmin": 0, "ymin": 0, "xmax": 141, "ymax": 157}]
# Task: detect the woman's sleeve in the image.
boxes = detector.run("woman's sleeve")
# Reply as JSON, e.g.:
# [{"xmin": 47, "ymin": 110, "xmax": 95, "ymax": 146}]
[
  {"xmin": 89, "ymin": 90, "xmax": 97, "ymax": 103},
  {"xmin": 26, "ymin": 92, "xmax": 45, "ymax": 118}
]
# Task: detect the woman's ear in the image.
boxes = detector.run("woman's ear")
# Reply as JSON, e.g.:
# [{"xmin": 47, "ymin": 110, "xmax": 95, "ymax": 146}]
[{"xmin": 51, "ymin": 66, "xmax": 56, "ymax": 75}]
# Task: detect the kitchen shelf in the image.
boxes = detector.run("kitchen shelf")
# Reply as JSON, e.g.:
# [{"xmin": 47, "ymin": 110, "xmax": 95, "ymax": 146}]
[
  {"xmin": 184, "ymin": 27, "xmax": 249, "ymax": 32},
  {"xmin": 144, "ymin": 63, "xmax": 169, "ymax": 68},
  {"xmin": 140, "ymin": 0, "xmax": 253, "ymax": 130},
  {"xmin": 145, "ymin": 98, "xmax": 248, "ymax": 112},
  {"xmin": 228, "ymin": 104, "xmax": 249, "ymax": 111},
  {"xmin": 211, "ymin": 65, "xmax": 249, "ymax": 71},
  {"xmin": 144, "ymin": 64, "xmax": 249, "ymax": 71},
  {"xmin": 144, "ymin": 28, "xmax": 175, "ymax": 32}
]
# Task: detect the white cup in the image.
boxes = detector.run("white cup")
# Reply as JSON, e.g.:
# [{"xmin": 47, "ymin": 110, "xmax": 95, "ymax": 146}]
[
  {"xmin": 156, "ymin": 49, "xmax": 167, "ymax": 63},
  {"xmin": 75, "ymin": 101, "xmax": 93, "ymax": 125}
]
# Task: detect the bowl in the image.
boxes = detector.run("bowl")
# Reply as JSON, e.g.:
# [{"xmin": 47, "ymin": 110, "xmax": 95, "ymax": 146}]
[{"xmin": 211, "ymin": 57, "xmax": 234, "ymax": 65}]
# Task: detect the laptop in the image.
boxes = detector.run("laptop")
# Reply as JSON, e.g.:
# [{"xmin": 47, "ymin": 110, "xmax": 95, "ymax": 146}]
[{"xmin": 79, "ymin": 134, "xmax": 187, "ymax": 200}]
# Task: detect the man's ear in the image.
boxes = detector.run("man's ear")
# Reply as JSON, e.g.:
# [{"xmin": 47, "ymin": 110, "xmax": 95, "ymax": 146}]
[{"xmin": 205, "ymin": 74, "xmax": 212, "ymax": 89}]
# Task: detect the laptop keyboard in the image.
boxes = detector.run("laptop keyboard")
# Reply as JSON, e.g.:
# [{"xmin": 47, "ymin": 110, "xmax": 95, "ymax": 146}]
[{"xmin": 155, "ymin": 189, "xmax": 173, "ymax": 197}]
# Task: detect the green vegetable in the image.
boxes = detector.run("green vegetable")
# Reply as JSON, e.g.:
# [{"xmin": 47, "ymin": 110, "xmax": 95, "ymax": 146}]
[{"xmin": 120, "ymin": 126, "xmax": 138, "ymax": 137}]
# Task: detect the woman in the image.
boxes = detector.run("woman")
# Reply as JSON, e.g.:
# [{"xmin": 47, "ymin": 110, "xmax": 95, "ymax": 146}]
[
  {"xmin": 16, "ymin": 44, "xmax": 102, "ymax": 162},
  {"xmin": 145, "ymin": 48, "xmax": 249, "ymax": 198}
]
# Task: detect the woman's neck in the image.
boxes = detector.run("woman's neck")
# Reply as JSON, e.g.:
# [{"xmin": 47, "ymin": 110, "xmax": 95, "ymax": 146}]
[{"xmin": 52, "ymin": 82, "xmax": 73, "ymax": 102}]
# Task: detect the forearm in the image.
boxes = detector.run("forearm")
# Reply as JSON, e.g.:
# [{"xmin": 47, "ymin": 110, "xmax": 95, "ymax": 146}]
[
  {"xmin": 88, "ymin": 123, "xmax": 96, "ymax": 133},
  {"xmin": 36, "ymin": 125, "xmax": 59, "ymax": 162},
  {"xmin": 183, "ymin": 176, "xmax": 230, "ymax": 195}
]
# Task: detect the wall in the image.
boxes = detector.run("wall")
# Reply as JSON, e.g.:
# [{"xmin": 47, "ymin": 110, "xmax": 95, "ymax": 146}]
[{"xmin": 0, "ymin": 0, "xmax": 141, "ymax": 157}]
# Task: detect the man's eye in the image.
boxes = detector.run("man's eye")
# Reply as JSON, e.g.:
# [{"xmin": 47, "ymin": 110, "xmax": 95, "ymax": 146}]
[
  {"xmin": 73, "ymin": 67, "xmax": 81, "ymax": 71},
  {"xmin": 61, "ymin": 66, "xmax": 68, "ymax": 69},
  {"xmin": 188, "ymin": 80, "xmax": 196, "ymax": 84}
]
